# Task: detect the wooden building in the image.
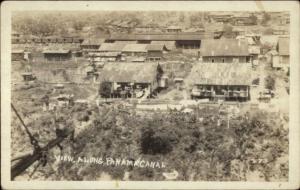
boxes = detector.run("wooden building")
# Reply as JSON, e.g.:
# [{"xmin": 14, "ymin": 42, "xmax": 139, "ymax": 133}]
[
  {"xmin": 209, "ymin": 12, "xmax": 232, "ymax": 23},
  {"xmin": 107, "ymin": 33, "xmax": 203, "ymax": 49},
  {"xmin": 43, "ymin": 49, "xmax": 72, "ymax": 61},
  {"xmin": 80, "ymin": 38, "xmax": 105, "ymax": 53},
  {"xmin": 98, "ymin": 62, "xmax": 164, "ymax": 98},
  {"xmin": 199, "ymin": 39, "xmax": 252, "ymax": 63},
  {"xmin": 188, "ymin": 63, "xmax": 252, "ymax": 101},
  {"xmin": 272, "ymin": 37, "xmax": 289, "ymax": 69},
  {"xmin": 166, "ymin": 26, "xmax": 182, "ymax": 33},
  {"xmin": 11, "ymin": 49, "xmax": 25, "ymax": 61},
  {"xmin": 146, "ymin": 44, "xmax": 168, "ymax": 61},
  {"xmin": 122, "ymin": 44, "xmax": 148, "ymax": 57},
  {"xmin": 151, "ymin": 41, "xmax": 176, "ymax": 51},
  {"xmin": 231, "ymin": 13, "xmax": 257, "ymax": 26}
]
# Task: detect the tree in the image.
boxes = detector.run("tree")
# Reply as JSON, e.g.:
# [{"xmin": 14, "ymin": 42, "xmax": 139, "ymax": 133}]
[
  {"xmin": 223, "ymin": 24, "xmax": 234, "ymax": 38},
  {"xmin": 261, "ymin": 12, "xmax": 271, "ymax": 26},
  {"xmin": 249, "ymin": 14, "xmax": 258, "ymax": 25},
  {"xmin": 99, "ymin": 81, "xmax": 112, "ymax": 99},
  {"xmin": 265, "ymin": 75, "xmax": 275, "ymax": 91}
]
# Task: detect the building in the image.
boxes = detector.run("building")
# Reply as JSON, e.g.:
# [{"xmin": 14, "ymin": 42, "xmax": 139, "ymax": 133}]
[
  {"xmin": 91, "ymin": 52, "xmax": 122, "ymax": 62},
  {"xmin": 231, "ymin": 13, "xmax": 257, "ymax": 26},
  {"xmin": 272, "ymin": 37, "xmax": 289, "ymax": 69},
  {"xmin": 151, "ymin": 41, "xmax": 176, "ymax": 51},
  {"xmin": 209, "ymin": 12, "xmax": 232, "ymax": 23},
  {"xmin": 98, "ymin": 62, "xmax": 164, "ymax": 98},
  {"xmin": 146, "ymin": 44, "xmax": 168, "ymax": 61},
  {"xmin": 199, "ymin": 39, "xmax": 252, "ymax": 63},
  {"xmin": 43, "ymin": 49, "xmax": 72, "ymax": 61},
  {"xmin": 98, "ymin": 43, "xmax": 126, "ymax": 53},
  {"xmin": 187, "ymin": 63, "xmax": 252, "ymax": 101},
  {"xmin": 107, "ymin": 33, "xmax": 203, "ymax": 49},
  {"xmin": 80, "ymin": 38, "xmax": 105, "ymax": 54},
  {"xmin": 166, "ymin": 26, "xmax": 182, "ymax": 33},
  {"xmin": 122, "ymin": 44, "xmax": 148, "ymax": 57},
  {"xmin": 11, "ymin": 49, "xmax": 25, "ymax": 61},
  {"xmin": 272, "ymin": 26, "xmax": 289, "ymax": 35},
  {"xmin": 21, "ymin": 72, "xmax": 35, "ymax": 81}
]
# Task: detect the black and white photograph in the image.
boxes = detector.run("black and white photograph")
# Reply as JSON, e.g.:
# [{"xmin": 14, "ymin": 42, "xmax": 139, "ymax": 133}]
[{"xmin": 1, "ymin": 1, "xmax": 299, "ymax": 189}]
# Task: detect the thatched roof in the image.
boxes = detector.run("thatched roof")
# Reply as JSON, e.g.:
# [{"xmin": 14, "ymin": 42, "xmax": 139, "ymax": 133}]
[
  {"xmin": 187, "ymin": 63, "xmax": 252, "ymax": 86},
  {"xmin": 98, "ymin": 62, "xmax": 160, "ymax": 83},
  {"xmin": 98, "ymin": 43, "xmax": 126, "ymax": 52},
  {"xmin": 122, "ymin": 44, "xmax": 148, "ymax": 53}
]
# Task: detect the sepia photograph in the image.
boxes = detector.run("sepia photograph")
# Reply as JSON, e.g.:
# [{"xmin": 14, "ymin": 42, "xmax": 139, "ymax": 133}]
[{"xmin": 1, "ymin": 1, "xmax": 299, "ymax": 189}]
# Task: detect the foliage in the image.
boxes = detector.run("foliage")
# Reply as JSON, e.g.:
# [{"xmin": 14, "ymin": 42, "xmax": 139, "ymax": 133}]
[
  {"xmin": 261, "ymin": 12, "xmax": 271, "ymax": 25},
  {"xmin": 99, "ymin": 81, "xmax": 112, "ymax": 99},
  {"xmin": 265, "ymin": 75, "xmax": 275, "ymax": 90}
]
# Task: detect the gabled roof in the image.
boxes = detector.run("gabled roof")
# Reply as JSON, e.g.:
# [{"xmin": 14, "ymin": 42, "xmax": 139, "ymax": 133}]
[
  {"xmin": 98, "ymin": 62, "xmax": 160, "ymax": 83},
  {"xmin": 122, "ymin": 44, "xmax": 148, "ymax": 52},
  {"xmin": 278, "ymin": 37, "xmax": 289, "ymax": 56},
  {"xmin": 151, "ymin": 41, "xmax": 176, "ymax": 50},
  {"xmin": 98, "ymin": 43, "xmax": 126, "ymax": 52},
  {"xmin": 187, "ymin": 63, "xmax": 252, "ymax": 86},
  {"xmin": 146, "ymin": 44, "xmax": 167, "ymax": 51},
  {"xmin": 200, "ymin": 39, "xmax": 249, "ymax": 56}
]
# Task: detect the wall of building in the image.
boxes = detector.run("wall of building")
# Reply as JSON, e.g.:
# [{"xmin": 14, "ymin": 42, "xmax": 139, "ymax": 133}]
[
  {"xmin": 280, "ymin": 55, "xmax": 289, "ymax": 65},
  {"xmin": 192, "ymin": 84, "xmax": 249, "ymax": 100},
  {"xmin": 44, "ymin": 53, "xmax": 72, "ymax": 61},
  {"xmin": 12, "ymin": 53, "xmax": 24, "ymax": 61},
  {"xmin": 147, "ymin": 51, "xmax": 163, "ymax": 58}
]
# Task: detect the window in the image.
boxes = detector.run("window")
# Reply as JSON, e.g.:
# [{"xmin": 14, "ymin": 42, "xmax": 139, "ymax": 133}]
[
  {"xmin": 222, "ymin": 58, "xmax": 225, "ymax": 63},
  {"xmin": 211, "ymin": 58, "xmax": 215, "ymax": 63}
]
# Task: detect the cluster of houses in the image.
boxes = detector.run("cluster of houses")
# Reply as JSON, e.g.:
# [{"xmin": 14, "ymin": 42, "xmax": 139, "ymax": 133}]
[{"xmin": 12, "ymin": 18, "xmax": 290, "ymax": 102}]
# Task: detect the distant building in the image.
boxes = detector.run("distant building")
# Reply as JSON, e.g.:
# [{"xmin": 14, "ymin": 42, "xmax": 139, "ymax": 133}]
[
  {"xmin": 151, "ymin": 41, "xmax": 176, "ymax": 51},
  {"xmin": 166, "ymin": 26, "xmax": 182, "ymax": 33},
  {"xmin": 122, "ymin": 44, "xmax": 148, "ymax": 57},
  {"xmin": 11, "ymin": 49, "xmax": 25, "ymax": 61},
  {"xmin": 107, "ymin": 33, "xmax": 202, "ymax": 49},
  {"xmin": 42, "ymin": 49, "xmax": 72, "ymax": 61},
  {"xmin": 21, "ymin": 72, "xmax": 35, "ymax": 81},
  {"xmin": 80, "ymin": 38, "xmax": 105, "ymax": 54},
  {"xmin": 272, "ymin": 37, "xmax": 289, "ymax": 69},
  {"xmin": 199, "ymin": 39, "xmax": 252, "ymax": 63},
  {"xmin": 98, "ymin": 62, "xmax": 164, "ymax": 98},
  {"xmin": 146, "ymin": 44, "xmax": 168, "ymax": 61},
  {"xmin": 187, "ymin": 63, "xmax": 252, "ymax": 101},
  {"xmin": 209, "ymin": 12, "xmax": 232, "ymax": 23},
  {"xmin": 231, "ymin": 13, "xmax": 257, "ymax": 26}
]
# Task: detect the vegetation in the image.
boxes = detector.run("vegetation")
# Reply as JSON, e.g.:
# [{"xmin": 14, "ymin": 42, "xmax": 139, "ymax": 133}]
[
  {"xmin": 99, "ymin": 81, "xmax": 112, "ymax": 99},
  {"xmin": 265, "ymin": 75, "xmax": 275, "ymax": 90}
]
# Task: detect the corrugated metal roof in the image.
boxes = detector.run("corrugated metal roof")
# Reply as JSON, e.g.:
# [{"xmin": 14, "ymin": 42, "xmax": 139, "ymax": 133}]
[
  {"xmin": 200, "ymin": 39, "xmax": 249, "ymax": 56},
  {"xmin": 98, "ymin": 43, "xmax": 126, "ymax": 52},
  {"xmin": 278, "ymin": 37, "xmax": 289, "ymax": 56},
  {"xmin": 81, "ymin": 38, "xmax": 105, "ymax": 46},
  {"xmin": 146, "ymin": 44, "xmax": 165, "ymax": 51},
  {"xmin": 98, "ymin": 62, "xmax": 159, "ymax": 83},
  {"xmin": 122, "ymin": 44, "xmax": 148, "ymax": 52},
  {"xmin": 151, "ymin": 41, "xmax": 176, "ymax": 50},
  {"xmin": 187, "ymin": 62, "xmax": 252, "ymax": 86}
]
